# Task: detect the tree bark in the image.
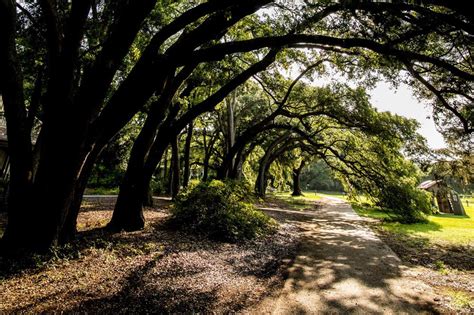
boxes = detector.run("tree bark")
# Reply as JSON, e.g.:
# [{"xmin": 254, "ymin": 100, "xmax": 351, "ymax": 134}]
[
  {"xmin": 203, "ymin": 131, "xmax": 217, "ymax": 181},
  {"xmin": 182, "ymin": 121, "xmax": 194, "ymax": 188},
  {"xmin": 218, "ymin": 107, "xmax": 281, "ymax": 179},
  {"xmin": 59, "ymin": 165, "xmax": 91, "ymax": 243},
  {"xmin": 255, "ymin": 134, "xmax": 292, "ymax": 197},
  {"xmin": 292, "ymin": 160, "xmax": 306, "ymax": 196},
  {"xmin": 225, "ymin": 93, "xmax": 236, "ymax": 169},
  {"xmin": 107, "ymin": 97, "xmax": 169, "ymax": 232},
  {"xmin": 170, "ymin": 134, "xmax": 180, "ymax": 199},
  {"xmin": 59, "ymin": 144, "xmax": 105, "ymax": 243},
  {"xmin": 143, "ymin": 186, "xmax": 154, "ymax": 207},
  {"xmin": 0, "ymin": 0, "xmax": 34, "ymax": 251},
  {"xmin": 163, "ymin": 148, "xmax": 169, "ymax": 182}
]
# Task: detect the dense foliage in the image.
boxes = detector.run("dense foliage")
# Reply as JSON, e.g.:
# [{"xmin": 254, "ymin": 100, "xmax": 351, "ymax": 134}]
[
  {"xmin": 169, "ymin": 180, "xmax": 276, "ymax": 242},
  {"xmin": 0, "ymin": 0, "xmax": 471, "ymax": 251},
  {"xmin": 375, "ymin": 182, "xmax": 432, "ymax": 223},
  {"xmin": 301, "ymin": 161, "xmax": 344, "ymax": 192}
]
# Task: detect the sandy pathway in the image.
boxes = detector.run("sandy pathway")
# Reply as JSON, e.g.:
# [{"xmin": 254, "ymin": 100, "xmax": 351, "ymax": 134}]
[{"xmin": 252, "ymin": 197, "xmax": 439, "ymax": 314}]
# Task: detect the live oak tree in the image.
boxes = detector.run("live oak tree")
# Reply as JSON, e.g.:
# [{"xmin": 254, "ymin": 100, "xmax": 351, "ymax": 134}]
[
  {"xmin": 300, "ymin": 160, "xmax": 344, "ymax": 192},
  {"xmin": 109, "ymin": 49, "xmax": 279, "ymax": 231},
  {"xmin": 1, "ymin": 0, "xmax": 276, "ymax": 250},
  {"xmin": 0, "ymin": 0, "xmax": 472, "ymax": 251}
]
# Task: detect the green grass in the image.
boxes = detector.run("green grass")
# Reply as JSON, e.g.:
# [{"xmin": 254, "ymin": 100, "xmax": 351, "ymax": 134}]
[
  {"xmin": 280, "ymin": 193, "xmax": 474, "ymax": 246},
  {"xmin": 84, "ymin": 187, "xmax": 119, "ymax": 195},
  {"xmin": 445, "ymin": 289, "xmax": 473, "ymax": 310},
  {"xmin": 270, "ymin": 191, "xmax": 321, "ymax": 210},
  {"xmin": 314, "ymin": 191, "xmax": 347, "ymax": 200},
  {"xmin": 354, "ymin": 198, "xmax": 474, "ymax": 246},
  {"xmin": 352, "ymin": 204, "xmax": 392, "ymax": 220}
]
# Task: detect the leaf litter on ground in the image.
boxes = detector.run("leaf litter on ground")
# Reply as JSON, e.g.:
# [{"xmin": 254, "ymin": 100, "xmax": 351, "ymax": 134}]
[{"xmin": 0, "ymin": 197, "xmax": 300, "ymax": 313}]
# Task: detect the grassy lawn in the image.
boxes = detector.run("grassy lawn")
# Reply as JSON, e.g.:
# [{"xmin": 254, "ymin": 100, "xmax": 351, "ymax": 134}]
[
  {"xmin": 84, "ymin": 187, "xmax": 120, "ymax": 195},
  {"xmin": 354, "ymin": 198, "xmax": 474, "ymax": 247},
  {"xmin": 354, "ymin": 197, "xmax": 474, "ymax": 313},
  {"xmin": 314, "ymin": 191, "xmax": 347, "ymax": 200},
  {"xmin": 273, "ymin": 191, "xmax": 322, "ymax": 200},
  {"xmin": 268, "ymin": 191, "xmax": 322, "ymax": 211}
]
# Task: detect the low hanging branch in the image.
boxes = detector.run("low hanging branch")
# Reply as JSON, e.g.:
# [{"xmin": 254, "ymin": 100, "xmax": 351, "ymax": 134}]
[{"xmin": 404, "ymin": 60, "xmax": 473, "ymax": 134}]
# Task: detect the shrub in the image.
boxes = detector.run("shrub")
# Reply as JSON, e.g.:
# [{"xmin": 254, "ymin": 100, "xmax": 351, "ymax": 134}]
[
  {"xmin": 376, "ymin": 183, "xmax": 432, "ymax": 223},
  {"xmin": 169, "ymin": 180, "xmax": 277, "ymax": 242}
]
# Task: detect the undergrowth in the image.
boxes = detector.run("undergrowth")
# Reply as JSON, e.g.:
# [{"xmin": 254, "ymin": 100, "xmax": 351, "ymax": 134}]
[{"xmin": 169, "ymin": 180, "xmax": 277, "ymax": 242}]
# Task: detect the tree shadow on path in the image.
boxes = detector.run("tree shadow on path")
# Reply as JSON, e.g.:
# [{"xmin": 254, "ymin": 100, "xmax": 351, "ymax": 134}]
[{"xmin": 256, "ymin": 198, "xmax": 439, "ymax": 314}]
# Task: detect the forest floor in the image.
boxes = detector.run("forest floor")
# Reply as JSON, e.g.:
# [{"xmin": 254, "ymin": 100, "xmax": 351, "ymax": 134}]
[
  {"xmin": 0, "ymin": 196, "xmax": 472, "ymax": 313},
  {"xmin": 0, "ymin": 197, "xmax": 300, "ymax": 313}
]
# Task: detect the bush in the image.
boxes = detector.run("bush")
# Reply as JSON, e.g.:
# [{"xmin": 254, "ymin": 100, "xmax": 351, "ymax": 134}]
[
  {"xmin": 376, "ymin": 183, "xmax": 432, "ymax": 223},
  {"xmin": 169, "ymin": 180, "xmax": 277, "ymax": 242}
]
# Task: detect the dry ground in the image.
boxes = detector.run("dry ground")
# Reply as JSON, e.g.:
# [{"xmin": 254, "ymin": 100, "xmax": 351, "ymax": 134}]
[
  {"xmin": 1, "ymin": 196, "xmax": 471, "ymax": 313},
  {"xmin": 0, "ymin": 198, "xmax": 300, "ymax": 313}
]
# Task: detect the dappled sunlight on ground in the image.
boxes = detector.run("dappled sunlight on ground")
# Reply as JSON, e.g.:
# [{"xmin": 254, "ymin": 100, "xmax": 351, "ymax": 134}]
[
  {"xmin": 252, "ymin": 198, "xmax": 439, "ymax": 314},
  {"xmin": 0, "ymin": 197, "xmax": 300, "ymax": 313}
]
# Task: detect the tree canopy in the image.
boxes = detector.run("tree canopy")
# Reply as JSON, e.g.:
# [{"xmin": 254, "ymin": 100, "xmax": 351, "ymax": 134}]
[{"xmin": 0, "ymin": 0, "xmax": 472, "ymax": 251}]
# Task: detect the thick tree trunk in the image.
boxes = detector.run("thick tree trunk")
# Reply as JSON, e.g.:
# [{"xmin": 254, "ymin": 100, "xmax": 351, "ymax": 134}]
[
  {"xmin": 182, "ymin": 121, "xmax": 193, "ymax": 188},
  {"xmin": 59, "ymin": 166, "xmax": 91, "ymax": 243},
  {"xmin": 230, "ymin": 156, "xmax": 243, "ymax": 180},
  {"xmin": 59, "ymin": 145, "xmax": 104, "ymax": 243},
  {"xmin": 202, "ymin": 157, "xmax": 210, "ymax": 181},
  {"xmin": 166, "ymin": 152, "xmax": 173, "ymax": 195},
  {"xmin": 109, "ymin": 176, "xmax": 146, "ymax": 232},
  {"xmin": 292, "ymin": 161, "xmax": 305, "ymax": 197},
  {"xmin": 30, "ymin": 141, "xmax": 86, "ymax": 248},
  {"xmin": 108, "ymin": 100, "xmax": 168, "ymax": 232},
  {"xmin": 255, "ymin": 164, "xmax": 267, "ymax": 197},
  {"xmin": 110, "ymin": 105, "xmax": 177, "ymax": 232},
  {"xmin": 26, "ymin": 69, "xmax": 43, "ymax": 134},
  {"xmin": 230, "ymin": 141, "xmax": 260, "ymax": 180},
  {"xmin": 229, "ymin": 146, "xmax": 248, "ymax": 180},
  {"xmin": 0, "ymin": 0, "xmax": 34, "ymax": 251},
  {"xmin": 202, "ymin": 133, "xmax": 217, "ymax": 181},
  {"xmin": 225, "ymin": 93, "xmax": 236, "ymax": 169},
  {"xmin": 255, "ymin": 134, "xmax": 291, "ymax": 197},
  {"xmin": 2, "ymin": 0, "xmax": 93, "ymax": 251},
  {"xmin": 143, "ymin": 186, "xmax": 154, "ymax": 207},
  {"xmin": 170, "ymin": 134, "xmax": 180, "ymax": 199}
]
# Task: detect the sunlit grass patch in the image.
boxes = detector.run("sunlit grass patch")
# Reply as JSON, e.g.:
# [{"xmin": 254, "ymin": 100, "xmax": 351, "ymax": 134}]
[
  {"xmin": 84, "ymin": 187, "xmax": 119, "ymax": 195},
  {"xmin": 445, "ymin": 289, "xmax": 473, "ymax": 310},
  {"xmin": 274, "ymin": 191, "xmax": 322, "ymax": 201},
  {"xmin": 316, "ymin": 191, "xmax": 347, "ymax": 200},
  {"xmin": 271, "ymin": 191, "xmax": 321, "ymax": 210},
  {"xmin": 353, "ymin": 198, "xmax": 474, "ymax": 246},
  {"xmin": 352, "ymin": 204, "xmax": 392, "ymax": 220}
]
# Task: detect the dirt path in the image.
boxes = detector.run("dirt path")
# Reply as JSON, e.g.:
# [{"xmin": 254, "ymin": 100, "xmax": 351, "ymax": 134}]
[{"xmin": 252, "ymin": 197, "xmax": 439, "ymax": 314}]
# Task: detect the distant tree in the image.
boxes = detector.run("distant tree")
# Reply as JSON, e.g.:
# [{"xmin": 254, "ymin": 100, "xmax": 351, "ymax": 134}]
[{"xmin": 301, "ymin": 161, "xmax": 344, "ymax": 193}]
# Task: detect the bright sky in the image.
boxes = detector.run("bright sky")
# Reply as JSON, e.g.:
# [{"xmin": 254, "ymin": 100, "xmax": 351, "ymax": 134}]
[
  {"xmin": 369, "ymin": 82, "xmax": 446, "ymax": 149},
  {"xmin": 303, "ymin": 68, "xmax": 447, "ymax": 150}
]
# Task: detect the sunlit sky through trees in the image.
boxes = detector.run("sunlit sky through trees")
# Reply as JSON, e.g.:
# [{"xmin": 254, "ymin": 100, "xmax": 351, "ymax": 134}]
[
  {"xmin": 370, "ymin": 82, "xmax": 446, "ymax": 149},
  {"xmin": 293, "ymin": 64, "xmax": 447, "ymax": 150}
]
